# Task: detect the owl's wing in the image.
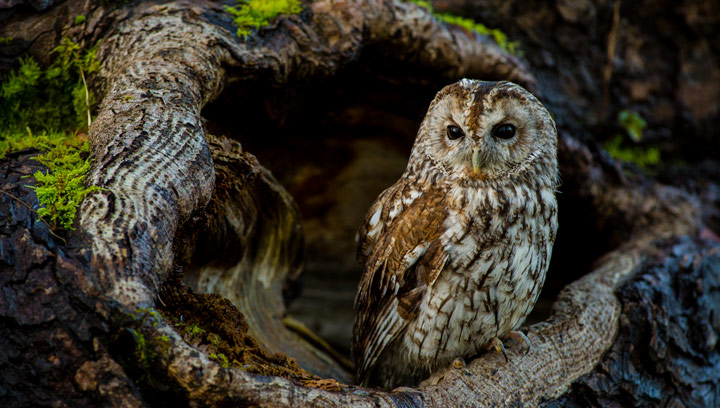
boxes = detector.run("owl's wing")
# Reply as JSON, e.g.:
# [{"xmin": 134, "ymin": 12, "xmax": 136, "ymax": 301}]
[
  {"xmin": 356, "ymin": 183, "xmax": 401, "ymax": 265},
  {"xmin": 353, "ymin": 185, "xmax": 449, "ymax": 384}
]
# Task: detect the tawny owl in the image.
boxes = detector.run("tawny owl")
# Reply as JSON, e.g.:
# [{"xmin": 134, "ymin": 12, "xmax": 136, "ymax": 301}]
[{"xmin": 352, "ymin": 79, "xmax": 559, "ymax": 389}]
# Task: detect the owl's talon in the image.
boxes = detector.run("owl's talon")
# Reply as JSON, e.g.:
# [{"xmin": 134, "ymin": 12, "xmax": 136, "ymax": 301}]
[
  {"xmin": 504, "ymin": 330, "xmax": 532, "ymax": 355},
  {"xmin": 486, "ymin": 337, "xmax": 509, "ymax": 362}
]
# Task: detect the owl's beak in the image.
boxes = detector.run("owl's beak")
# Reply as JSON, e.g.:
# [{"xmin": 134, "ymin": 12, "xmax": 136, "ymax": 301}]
[{"xmin": 472, "ymin": 148, "xmax": 482, "ymax": 174}]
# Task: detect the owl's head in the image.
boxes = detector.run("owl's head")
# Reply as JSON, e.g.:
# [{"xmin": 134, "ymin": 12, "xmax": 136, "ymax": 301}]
[{"xmin": 408, "ymin": 79, "xmax": 558, "ymax": 185}]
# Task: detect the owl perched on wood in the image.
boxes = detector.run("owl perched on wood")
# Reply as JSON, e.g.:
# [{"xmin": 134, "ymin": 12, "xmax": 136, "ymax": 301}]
[{"xmin": 352, "ymin": 79, "xmax": 559, "ymax": 389}]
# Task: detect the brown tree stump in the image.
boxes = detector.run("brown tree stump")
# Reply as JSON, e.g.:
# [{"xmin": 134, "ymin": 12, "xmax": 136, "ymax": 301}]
[{"xmin": 1, "ymin": 0, "xmax": 718, "ymax": 406}]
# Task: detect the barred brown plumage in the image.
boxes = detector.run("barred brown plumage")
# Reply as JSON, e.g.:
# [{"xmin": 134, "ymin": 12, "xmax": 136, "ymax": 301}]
[{"xmin": 352, "ymin": 79, "xmax": 559, "ymax": 389}]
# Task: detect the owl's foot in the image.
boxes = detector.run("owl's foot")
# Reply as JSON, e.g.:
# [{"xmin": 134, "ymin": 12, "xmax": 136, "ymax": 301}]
[
  {"xmin": 503, "ymin": 330, "xmax": 532, "ymax": 355},
  {"xmin": 485, "ymin": 337, "xmax": 509, "ymax": 362},
  {"xmin": 451, "ymin": 357, "xmax": 466, "ymax": 368},
  {"xmin": 485, "ymin": 331, "xmax": 532, "ymax": 362}
]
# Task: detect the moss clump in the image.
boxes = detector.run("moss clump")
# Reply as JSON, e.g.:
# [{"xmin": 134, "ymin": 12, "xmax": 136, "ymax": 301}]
[
  {"xmin": 1, "ymin": 37, "xmax": 100, "ymax": 136},
  {"xmin": 604, "ymin": 110, "xmax": 659, "ymax": 171},
  {"xmin": 126, "ymin": 328, "xmax": 157, "ymax": 371},
  {"xmin": 407, "ymin": 0, "xmax": 520, "ymax": 55},
  {"xmin": 0, "ymin": 37, "xmax": 12, "ymax": 45},
  {"xmin": 0, "ymin": 127, "xmax": 65, "ymax": 158},
  {"xmin": 123, "ymin": 313, "xmax": 171, "ymax": 382},
  {"xmin": 1, "ymin": 37, "xmax": 101, "ymax": 230},
  {"xmin": 157, "ymin": 271, "xmax": 321, "ymax": 382},
  {"xmin": 209, "ymin": 352, "xmax": 231, "ymax": 368},
  {"xmin": 28, "ymin": 133, "xmax": 102, "ymax": 230},
  {"xmin": 74, "ymin": 15, "xmax": 86, "ymax": 25},
  {"xmin": 125, "ymin": 309, "xmax": 171, "ymax": 369},
  {"xmin": 182, "ymin": 323, "xmax": 206, "ymax": 337},
  {"xmin": 604, "ymin": 134, "xmax": 660, "ymax": 170},
  {"xmin": 225, "ymin": 0, "xmax": 303, "ymax": 39}
]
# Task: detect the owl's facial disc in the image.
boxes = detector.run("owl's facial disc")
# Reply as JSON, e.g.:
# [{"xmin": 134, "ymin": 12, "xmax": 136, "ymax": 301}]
[{"xmin": 411, "ymin": 79, "xmax": 556, "ymax": 184}]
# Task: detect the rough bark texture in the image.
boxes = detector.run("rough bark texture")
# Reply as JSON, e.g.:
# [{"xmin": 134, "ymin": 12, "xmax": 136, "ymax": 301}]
[
  {"xmin": 542, "ymin": 237, "xmax": 720, "ymax": 407},
  {"xmin": 0, "ymin": 0, "xmax": 718, "ymax": 407},
  {"xmin": 0, "ymin": 149, "xmax": 146, "ymax": 407}
]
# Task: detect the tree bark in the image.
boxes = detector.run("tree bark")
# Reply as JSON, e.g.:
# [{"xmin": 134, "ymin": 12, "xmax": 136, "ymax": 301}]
[{"xmin": 0, "ymin": 0, "xmax": 718, "ymax": 406}]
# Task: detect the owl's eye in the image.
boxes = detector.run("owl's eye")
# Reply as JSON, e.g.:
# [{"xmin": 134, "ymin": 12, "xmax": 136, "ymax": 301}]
[
  {"xmin": 492, "ymin": 123, "xmax": 516, "ymax": 140},
  {"xmin": 446, "ymin": 125, "xmax": 465, "ymax": 140}
]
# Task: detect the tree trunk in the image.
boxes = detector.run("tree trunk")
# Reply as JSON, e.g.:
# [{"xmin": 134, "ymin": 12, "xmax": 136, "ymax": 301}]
[{"xmin": 1, "ymin": 0, "xmax": 718, "ymax": 406}]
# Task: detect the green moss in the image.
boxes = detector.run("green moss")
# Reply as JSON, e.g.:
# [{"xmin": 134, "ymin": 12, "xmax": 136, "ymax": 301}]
[
  {"xmin": 124, "ymin": 308, "xmax": 172, "ymax": 373},
  {"xmin": 154, "ymin": 334, "xmax": 170, "ymax": 357},
  {"xmin": 1, "ymin": 127, "xmax": 64, "ymax": 158},
  {"xmin": 225, "ymin": 0, "xmax": 303, "ymax": 39},
  {"xmin": 407, "ymin": 0, "xmax": 519, "ymax": 54},
  {"xmin": 74, "ymin": 15, "xmax": 86, "ymax": 25},
  {"xmin": 618, "ymin": 109, "xmax": 647, "ymax": 142},
  {"xmin": 174, "ymin": 320, "xmax": 206, "ymax": 337},
  {"xmin": 125, "ymin": 329, "xmax": 171, "ymax": 376},
  {"xmin": 209, "ymin": 352, "xmax": 231, "ymax": 368},
  {"xmin": 2, "ymin": 38, "xmax": 100, "ymax": 135},
  {"xmin": 28, "ymin": 135, "xmax": 102, "ymax": 230},
  {"xmin": 604, "ymin": 134, "xmax": 660, "ymax": 170},
  {"xmin": 186, "ymin": 323, "xmax": 205, "ymax": 336},
  {"xmin": 1, "ymin": 37, "xmax": 101, "ymax": 230},
  {"xmin": 409, "ymin": 0, "xmax": 432, "ymax": 8},
  {"xmin": 126, "ymin": 328, "xmax": 156, "ymax": 371},
  {"xmin": 437, "ymin": 13, "xmax": 519, "ymax": 55},
  {"xmin": 0, "ymin": 37, "xmax": 11, "ymax": 45},
  {"xmin": 604, "ymin": 109, "xmax": 658, "ymax": 170}
]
